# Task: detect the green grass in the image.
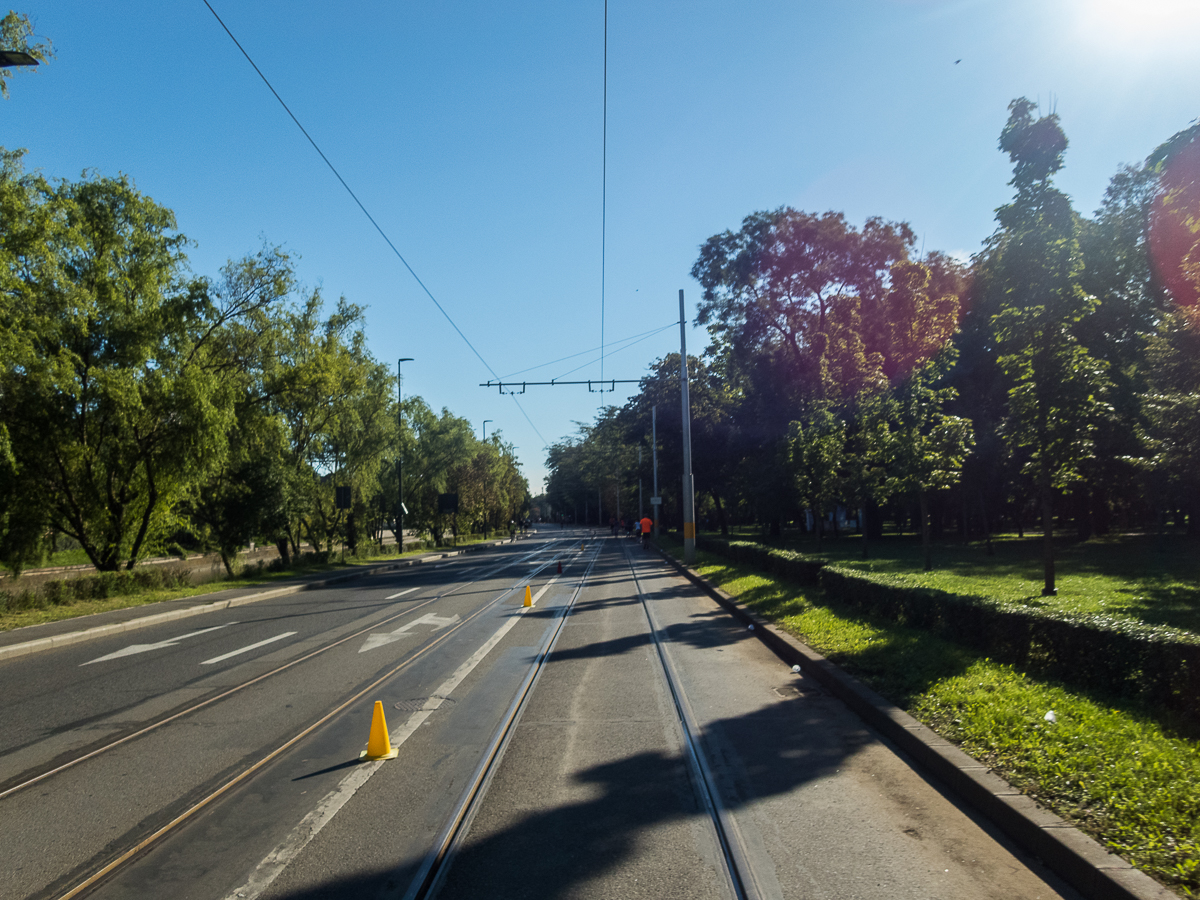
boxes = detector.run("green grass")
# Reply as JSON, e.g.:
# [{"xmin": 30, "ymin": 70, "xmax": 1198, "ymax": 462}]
[
  {"xmin": 713, "ymin": 529, "xmax": 1200, "ymax": 634},
  {"xmin": 664, "ymin": 537, "xmax": 1200, "ymax": 896}
]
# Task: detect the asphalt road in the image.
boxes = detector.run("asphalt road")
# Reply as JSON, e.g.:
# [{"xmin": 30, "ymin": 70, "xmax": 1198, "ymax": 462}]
[{"xmin": 0, "ymin": 529, "xmax": 1081, "ymax": 900}]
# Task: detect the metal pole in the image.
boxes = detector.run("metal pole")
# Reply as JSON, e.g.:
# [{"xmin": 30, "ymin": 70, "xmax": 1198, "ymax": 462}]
[
  {"xmin": 397, "ymin": 357, "xmax": 413, "ymax": 553},
  {"xmin": 679, "ymin": 289, "xmax": 696, "ymax": 564},
  {"xmin": 598, "ymin": 487, "xmax": 602, "ymax": 529},
  {"xmin": 652, "ymin": 404, "xmax": 659, "ymax": 537},
  {"xmin": 482, "ymin": 419, "xmax": 493, "ymax": 441},
  {"xmin": 639, "ymin": 446, "xmax": 643, "ymax": 521}
]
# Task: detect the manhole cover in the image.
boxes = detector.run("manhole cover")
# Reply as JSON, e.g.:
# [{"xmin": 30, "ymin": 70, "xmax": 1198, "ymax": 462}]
[{"xmin": 394, "ymin": 697, "xmax": 455, "ymax": 712}]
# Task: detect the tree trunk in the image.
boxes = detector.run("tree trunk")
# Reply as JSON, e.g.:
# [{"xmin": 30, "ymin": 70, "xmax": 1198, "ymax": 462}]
[
  {"xmin": 1042, "ymin": 483, "xmax": 1056, "ymax": 596},
  {"xmin": 275, "ymin": 538, "xmax": 291, "ymax": 566},
  {"xmin": 712, "ymin": 490, "xmax": 729, "ymax": 536},
  {"xmin": 861, "ymin": 507, "xmax": 870, "ymax": 559},
  {"xmin": 980, "ymin": 492, "xmax": 994, "ymax": 556},
  {"xmin": 815, "ymin": 506, "xmax": 824, "ymax": 550},
  {"xmin": 920, "ymin": 492, "xmax": 932, "ymax": 572}
]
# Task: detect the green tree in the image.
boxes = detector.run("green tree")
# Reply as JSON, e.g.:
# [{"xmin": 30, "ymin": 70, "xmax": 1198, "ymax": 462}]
[
  {"xmin": 788, "ymin": 404, "xmax": 847, "ymax": 549},
  {"xmin": 0, "ymin": 157, "xmax": 269, "ymax": 571},
  {"xmin": 878, "ymin": 356, "xmax": 974, "ymax": 571},
  {"xmin": 979, "ymin": 98, "xmax": 1109, "ymax": 593}
]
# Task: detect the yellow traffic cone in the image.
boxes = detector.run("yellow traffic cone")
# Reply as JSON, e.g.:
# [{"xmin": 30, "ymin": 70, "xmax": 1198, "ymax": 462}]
[
  {"xmin": 523, "ymin": 585, "xmax": 533, "ymax": 607},
  {"xmin": 360, "ymin": 700, "xmax": 398, "ymax": 760}
]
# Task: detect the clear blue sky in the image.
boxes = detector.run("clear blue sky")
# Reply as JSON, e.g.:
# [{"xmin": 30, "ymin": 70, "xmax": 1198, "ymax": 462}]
[{"xmin": 5, "ymin": 0, "xmax": 1198, "ymax": 494}]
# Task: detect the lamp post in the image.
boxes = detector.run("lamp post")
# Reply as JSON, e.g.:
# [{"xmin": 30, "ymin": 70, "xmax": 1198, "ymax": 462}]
[
  {"xmin": 397, "ymin": 358, "xmax": 414, "ymax": 552},
  {"xmin": 482, "ymin": 419, "xmax": 493, "ymax": 441}
]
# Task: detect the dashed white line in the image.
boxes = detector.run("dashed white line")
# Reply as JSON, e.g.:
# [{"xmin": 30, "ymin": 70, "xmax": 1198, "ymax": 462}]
[
  {"xmin": 385, "ymin": 587, "xmax": 419, "ymax": 600},
  {"xmin": 200, "ymin": 632, "xmax": 297, "ymax": 666},
  {"xmin": 82, "ymin": 624, "xmax": 236, "ymax": 666}
]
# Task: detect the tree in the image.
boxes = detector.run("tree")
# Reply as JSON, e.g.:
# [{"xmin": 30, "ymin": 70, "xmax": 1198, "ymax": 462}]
[
  {"xmin": 877, "ymin": 356, "xmax": 974, "ymax": 571},
  {"xmin": 979, "ymin": 98, "xmax": 1109, "ymax": 594},
  {"xmin": 788, "ymin": 404, "xmax": 847, "ymax": 549},
  {"xmin": 1144, "ymin": 312, "xmax": 1200, "ymax": 533},
  {"xmin": 692, "ymin": 208, "xmax": 914, "ymax": 406},
  {"xmin": 0, "ymin": 158, "xmax": 267, "ymax": 571},
  {"xmin": 0, "ymin": 11, "xmax": 53, "ymax": 99}
]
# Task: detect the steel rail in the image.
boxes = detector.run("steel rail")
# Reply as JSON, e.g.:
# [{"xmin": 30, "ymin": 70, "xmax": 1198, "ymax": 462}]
[
  {"xmin": 394, "ymin": 541, "xmax": 604, "ymax": 900},
  {"xmin": 622, "ymin": 542, "xmax": 764, "ymax": 900},
  {"xmin": 48, "ymin": 538, "xmax": 586, "ymax": 900},
  {"xmin": 0, "ymin": 539, "xmax": 563, "ymax": 803}
]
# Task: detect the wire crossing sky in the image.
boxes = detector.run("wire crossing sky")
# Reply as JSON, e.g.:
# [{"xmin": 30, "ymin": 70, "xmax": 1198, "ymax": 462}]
[{"xmin": 6, "ymin": 0, "xmax": 1199, "ymax": 491}]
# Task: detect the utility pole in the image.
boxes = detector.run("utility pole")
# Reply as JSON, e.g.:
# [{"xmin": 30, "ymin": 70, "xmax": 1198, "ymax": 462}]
[
  {"xmin": 679, "ymin": 289, "xmax": 696, "ymax": 564},
  {"xmin": 397, "ymin": 358, "xmax": 414, "ymax": 553},
  {"xmin": 638, "ymin": 446, "xmax": 643, "ymax": 521},
  {"xmin": 652, "ymin": 404, "xmax": 659, "ymax": 536}
]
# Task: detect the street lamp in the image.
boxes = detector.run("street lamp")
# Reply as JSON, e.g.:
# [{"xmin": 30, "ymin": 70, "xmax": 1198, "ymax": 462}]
[
  {"xmin": 397, "ymin": 358, "xmax": 414, "ymax": 552},
  {"xmin": 482, "ymin": 419, "xmax": 493, "ymax": 441}
]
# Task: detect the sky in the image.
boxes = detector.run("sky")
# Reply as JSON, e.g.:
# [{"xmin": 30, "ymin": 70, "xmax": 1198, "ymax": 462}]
[{"xmin": 4, "ymin": 0, "xmax": 1199, "ymax": 495}]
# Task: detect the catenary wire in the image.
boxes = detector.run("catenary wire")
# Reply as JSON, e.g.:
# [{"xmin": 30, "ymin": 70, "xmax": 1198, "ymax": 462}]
[
  {"xmin": 501, "ymin": 321, "xmax": 677, "ymax": 380},
  {"xmin": 200, "ymin": 1, "xmax": 548, "ymax": 445}
]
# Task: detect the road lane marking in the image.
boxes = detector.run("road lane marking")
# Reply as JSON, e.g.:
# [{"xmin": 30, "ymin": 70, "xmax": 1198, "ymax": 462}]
[
  {"xmin": 225, "ymin": 572, "xmax": 570, "ymax": 900},
  {"xmin": 385, "ymin": 587, "xmax": 419, "ymax": 600},
  {"xmin": 81, "ymin": 624, "xmax": 236, "ymax": 666},
  {"xmin": 200, "ymin": 632, "xmax": 297, "ymax": 665},
  {"xmin": 358, "ymin": 613, "xmax": 460, "ymax": 653}
]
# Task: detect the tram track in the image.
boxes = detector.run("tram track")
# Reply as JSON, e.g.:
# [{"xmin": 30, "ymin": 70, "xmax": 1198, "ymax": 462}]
[{"xmin": 392, "ymin": 539, "xmax": 762, "ymax": 900}]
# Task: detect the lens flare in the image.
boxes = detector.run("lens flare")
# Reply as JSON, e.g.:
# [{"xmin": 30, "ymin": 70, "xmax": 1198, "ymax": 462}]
[{"xmin": 1148, "ymin": 134, "xmax": 1200, "ymax": 311}]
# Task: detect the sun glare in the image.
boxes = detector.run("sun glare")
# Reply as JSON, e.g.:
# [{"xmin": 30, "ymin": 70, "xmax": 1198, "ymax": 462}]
[{"xmin": 1075, "ymin": 0, "xmax": 1200, "ymax": 54}]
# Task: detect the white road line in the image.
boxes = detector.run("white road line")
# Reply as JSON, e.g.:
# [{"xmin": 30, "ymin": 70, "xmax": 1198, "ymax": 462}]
[
  {"xmin": 385, "ymin": 587, "xmax": 419, "ymax": 600},
  {"xmin": 358, "ymin": 613, "xmax": 460, "ymax": 653},
  {"xmin": 200, "ymin": 632, "xmax": 297, "ymax": 666},
  {"xmin": 223, "ymin": 575, "xmax": 566, "ymax": 900},
  {"xmin": 82, "ymin": 623, "xmax": 236, "ymax": 666}
]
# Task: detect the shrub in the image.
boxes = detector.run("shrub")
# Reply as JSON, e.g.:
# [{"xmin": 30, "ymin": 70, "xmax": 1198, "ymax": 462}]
[{"xmin": 694, "ymin": 537, "xmax": 1200, "ymax": 723}]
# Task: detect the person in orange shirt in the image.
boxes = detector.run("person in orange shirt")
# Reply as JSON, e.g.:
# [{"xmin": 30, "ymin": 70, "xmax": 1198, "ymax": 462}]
[{"xmin": 639, "ymin": 515, "xmax": 653, "ymax": 549}]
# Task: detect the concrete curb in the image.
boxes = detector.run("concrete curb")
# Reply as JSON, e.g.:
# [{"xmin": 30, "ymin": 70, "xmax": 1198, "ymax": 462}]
[
  {"xmin": 0, "ymin": 538, "xmax": 519, "ymax": 664},
  {"xmin": 656, "ymin": 549, "xmax": 1176, "ymax": 900}
]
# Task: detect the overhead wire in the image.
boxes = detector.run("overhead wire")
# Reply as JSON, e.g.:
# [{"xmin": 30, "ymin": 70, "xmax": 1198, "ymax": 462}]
[
  {"xmin": 599, "ymin": 0, "xmax": 607, "ymax": 399},
  {"xmin": 200, "ymin": 0, "xmax": 550, "ymax": 447},
  {"xmin": 501, "ymin": 321, "xmax": 677, "ymax": 380},
  {"xmin": 551, "ymin": 323, "xmax": 677, "ymax": 382}
]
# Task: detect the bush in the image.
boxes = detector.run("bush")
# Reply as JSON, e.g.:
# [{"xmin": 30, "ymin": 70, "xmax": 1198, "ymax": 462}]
[{"xmin": 694, "ymin": 537, "xmax": 1200, "ymax": 723}]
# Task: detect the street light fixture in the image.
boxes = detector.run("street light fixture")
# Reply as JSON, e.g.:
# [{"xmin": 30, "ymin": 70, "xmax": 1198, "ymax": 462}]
[
  {"xmin": 0, "ymin": 50, "xmax": 38, "ymax": 67},
  {"xmin": 397, "ymin": 358, "xmax": 414, "ymax": 552},
  {"xmin": 482, "ymin": 419, "xmax": 493, "ymax": 441}
]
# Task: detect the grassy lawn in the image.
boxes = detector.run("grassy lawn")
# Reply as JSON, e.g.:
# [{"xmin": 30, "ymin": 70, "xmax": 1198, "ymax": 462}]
[
  {"xmin": 663, "ymin": 537, "xmax": 1200, "ymax": 897},
  {"xmin": 709, "ymin": 529, "xmax": 1200, "ymax": 634},
  {"xmin": 0, "ymin": 534, "xmax": 510, "ymax": 633}
]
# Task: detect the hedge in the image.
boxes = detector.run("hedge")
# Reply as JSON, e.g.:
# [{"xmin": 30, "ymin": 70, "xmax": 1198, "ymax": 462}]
[{"xmin": 694, "ymin": 537, "xmax": 1200, "ymax": 722}]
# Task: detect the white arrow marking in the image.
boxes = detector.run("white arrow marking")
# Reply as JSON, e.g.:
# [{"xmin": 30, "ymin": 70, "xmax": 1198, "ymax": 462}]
[
  {"xmin": 200, "ymin": 632, "xmax": 297, "ymax": 665},
  {"xmin": 359, "ymin": 612, "xmax": 460, "ymax": 653},
  {"xmin": 82, "ymin": 623, "xmax": 235, "ymax": 666},
  {"xmin": 385, "ymin": 587, "xmax": 419, "ymax": 600}
]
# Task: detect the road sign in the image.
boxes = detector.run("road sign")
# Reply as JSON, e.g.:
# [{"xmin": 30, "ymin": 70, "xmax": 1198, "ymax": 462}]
[{"xmin": 650, "ymin": 496, "xmax": 662, "ymax": 505}]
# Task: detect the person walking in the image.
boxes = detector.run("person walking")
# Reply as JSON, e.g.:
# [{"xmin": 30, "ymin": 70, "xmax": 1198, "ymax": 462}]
[{"xmin": 639, "ymin": 515, "xmax": 653, "ymax": 549}]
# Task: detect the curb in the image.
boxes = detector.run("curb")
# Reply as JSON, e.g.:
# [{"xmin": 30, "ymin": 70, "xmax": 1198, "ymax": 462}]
[
  {"xmin": 0, "ymin": 538, "xmax": 519, "ymax": 664},
  {"xmin": 656, "ymin": 548, "xmax": 1176, "ymax": 900}
]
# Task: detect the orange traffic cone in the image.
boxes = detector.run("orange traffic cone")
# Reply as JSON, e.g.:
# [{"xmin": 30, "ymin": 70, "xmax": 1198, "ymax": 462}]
[
  {"xmin": 360, "ymin": 700, "xmax": 398, "ymax": 760},
  {"xmin": 524, "ymin": 585, "xmax": 533, "ymax": 607}
]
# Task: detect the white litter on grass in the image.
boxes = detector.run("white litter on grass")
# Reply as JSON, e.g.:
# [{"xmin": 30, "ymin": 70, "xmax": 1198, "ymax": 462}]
[
  {"xmin": 792, "ymin": 664, "xmax": 801, "ymax": 674},
  {"xmin": 1044, "ymin": 710, "xmax": 1057, "ymax": 723}
]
